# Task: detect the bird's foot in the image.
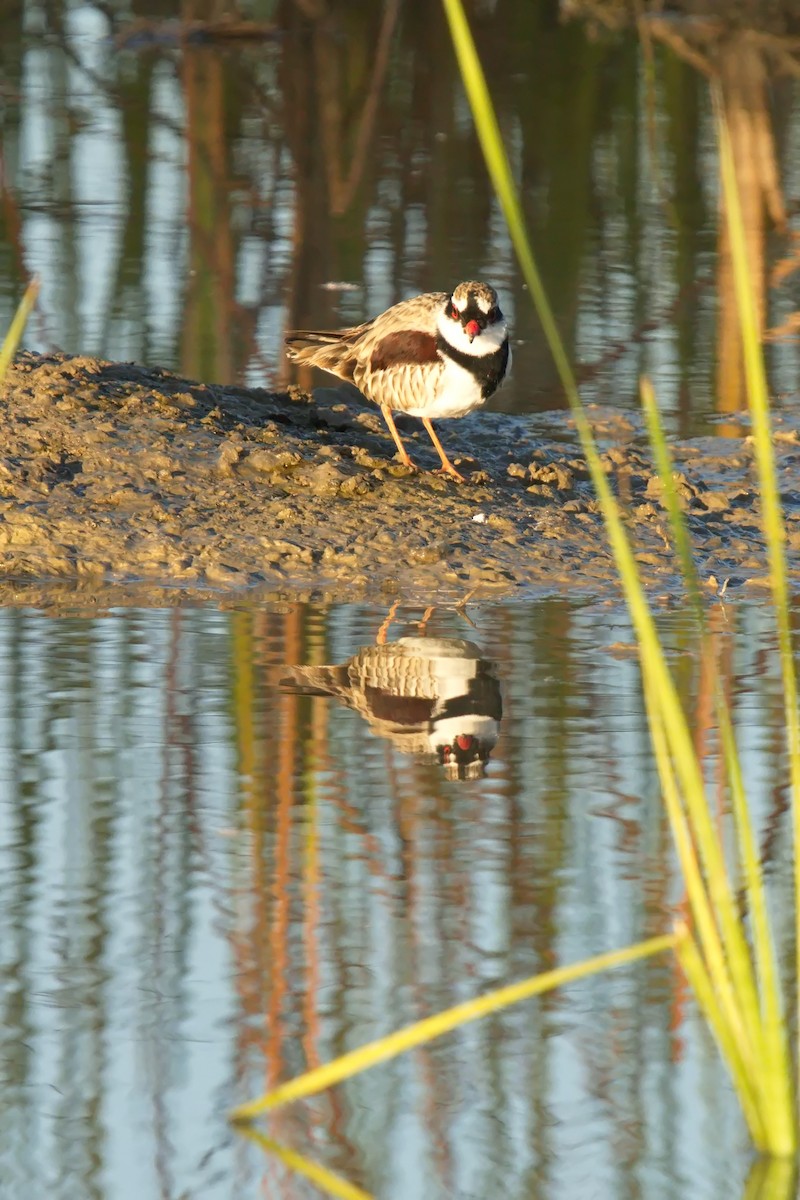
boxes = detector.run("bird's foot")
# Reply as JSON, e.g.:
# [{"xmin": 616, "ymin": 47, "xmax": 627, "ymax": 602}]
[{"xmin": 432, "ymin": 465, "xmax": 467, "ymax": 484}]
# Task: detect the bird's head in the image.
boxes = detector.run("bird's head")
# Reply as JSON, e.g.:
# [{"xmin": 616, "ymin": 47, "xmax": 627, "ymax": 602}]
[
  {"xmin": 440, "ymin": 281, "xmax": 507, "ymax": 352},
  {"xmin": 431, "ymin": 717, "xmax": 500, "ymax": 782}
]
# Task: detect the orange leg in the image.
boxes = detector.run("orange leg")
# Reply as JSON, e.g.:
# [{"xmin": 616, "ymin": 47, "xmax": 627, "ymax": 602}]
[
  {"xmin": 417, "ymin": 605, "xmax": 435, "ymax": 635},
  {"xmin": 380, "ymin": 404, "xmax": 417, "ymax": 470},
  {"xmin": 376, "ymin": 599, "xmax": 401, "ymax": 645},
  {"xmin": 422, "ymin": 417, "xmax": 465, "ymax": 483}
]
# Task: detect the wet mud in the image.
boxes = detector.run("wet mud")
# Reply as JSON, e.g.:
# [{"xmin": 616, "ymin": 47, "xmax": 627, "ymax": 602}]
[{"xmin": 1, "ymin": 350, "xmax": 798, "ymax": 609}]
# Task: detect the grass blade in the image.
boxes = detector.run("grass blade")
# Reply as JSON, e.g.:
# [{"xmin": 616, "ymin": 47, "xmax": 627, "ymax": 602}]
[
  {"xmin": 0, "ymin": 277, "xmax": 39, "ymax": 384},
  {"xmin": 237, "ymin": 1126, "xmax": 374, "ymax": 1200},
  {"xmin": 743, "ymin": 1156, "xmax": 797, "ymax": 1200},
  {"xmin": 231, "ymin": 932, "xmax": 677, "ymax": 1121},
  {"xmin": 676, "ymin": 923, "xmax": 765, "ymax": 1144},
  {"xmin": 643, "ymin": 678, "xmax": 765, "ymax": 1123},
  {"xmin": 443, "ymin": 0, "xmax": 768, "ymax": 1104},
  {"xmin": 714, "ymin": 84, "xmax": 797, "ymax": 1151},
  {"xmin": 640, "ymin": 375, "xmax": 703, "ymax": 617},
  {"xmin": 641, "ymin": 371, "xmax": 791, "ymax": 1147},
  {"xmin": 441, "ymin": 0, "xmax": 795, "ymax": 1154}
]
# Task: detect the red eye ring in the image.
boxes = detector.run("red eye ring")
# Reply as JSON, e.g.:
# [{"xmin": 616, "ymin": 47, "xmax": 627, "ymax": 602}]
[{"xmin": 448, "ymin": 303, "xmax": 458, "ymax": 320}]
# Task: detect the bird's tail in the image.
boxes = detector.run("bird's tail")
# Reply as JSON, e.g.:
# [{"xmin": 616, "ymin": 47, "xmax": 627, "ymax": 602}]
[
  {"xmin": 285, "ymin": 330, "xmax": 342, "ymax": 354},
  {"xmin": 285, "ymin": 330, "xmax": 357, "ymax": 378},
  {"xmin": 279, "ymin": 663, "xmax": 347, "ymax": 697}
]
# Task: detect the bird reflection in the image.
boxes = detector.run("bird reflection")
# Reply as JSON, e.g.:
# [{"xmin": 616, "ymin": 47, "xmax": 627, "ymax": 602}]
[{"xmin": 281, "ymin": 634, "xmax": 502, "ymax": 781}]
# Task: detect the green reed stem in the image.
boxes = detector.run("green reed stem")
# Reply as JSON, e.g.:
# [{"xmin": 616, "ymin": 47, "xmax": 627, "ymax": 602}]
[
  {"xmin": 0, "ymin": 277, "xmax": 39, "ymax": 384},
  {"xmin": 714, "ymin": 85, "xmax": 798, "ymax": 1147},
  {"xmin": 231, "ymin": 931, "xmax": 677, "ymax": 1120},
  {"xmin": 442, "ymin": 0, "xmax": 795, "ymax": 1154},
  {"xmin": 443, "ymin": 0, "xmax": 757, "ymax": 1052},
  {"xmin": 641, "ymin": 370, "xmax": 791, "ymax": 1144}
]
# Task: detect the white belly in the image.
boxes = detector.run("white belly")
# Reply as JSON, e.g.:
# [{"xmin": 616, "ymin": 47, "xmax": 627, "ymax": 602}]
[{"xmin": 403, "ymin": 357, "xmax": 486, "ymax": 420}]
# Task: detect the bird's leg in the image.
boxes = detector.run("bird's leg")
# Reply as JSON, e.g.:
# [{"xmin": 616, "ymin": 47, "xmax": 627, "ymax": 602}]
[
  {"xmin": 376, "ymin": 599, "xmax": 401, "ymax": 645},
  {"xmin": 421, "ymin": 417, "xmax": 466, "ymax": 483},
  {"xmin": 417, "ymin": 605, "xmax": 435, "ymax": 636},
  {"xmin": 380, "ymin": 405, "xmax": 417, "ymax": 470},
  {"xmin": 454, "ymin": 587, "xmax": 479, "ymax": 630}
]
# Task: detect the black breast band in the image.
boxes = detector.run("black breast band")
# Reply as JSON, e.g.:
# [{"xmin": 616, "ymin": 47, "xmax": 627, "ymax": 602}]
[{"xmin": 436, "ymin": 334, "xmax": 509, "ymax": 400}]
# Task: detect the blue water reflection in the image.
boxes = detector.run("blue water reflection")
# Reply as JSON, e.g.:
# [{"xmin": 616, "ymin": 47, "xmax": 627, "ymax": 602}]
[
  {"xmin": 0, "ymin": 597, "xmax": 789, "ymax": 1198},
  {"xmin": 5, "ymin": 3, "xmax": 800, "ymax": 434}
]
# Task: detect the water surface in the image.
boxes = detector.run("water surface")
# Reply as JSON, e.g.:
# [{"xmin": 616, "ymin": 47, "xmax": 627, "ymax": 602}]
[
  {"xmin": 2, "ymin": 1, "xmax": 800, "ymax": 434},
  {"xmin": 0, "ymin": 596, "xmax": 792, "ymax": 1198}
]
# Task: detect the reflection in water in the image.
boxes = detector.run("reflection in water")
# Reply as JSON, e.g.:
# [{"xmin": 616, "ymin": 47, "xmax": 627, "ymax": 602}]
[
  {"xmin": 0, "ymin": 598, "xmax": 794, "ymax": 1198},
  {"xmin": 643, "ymin": 13, "xmax": 792, "ymax": 433},
  {"xmin": 282, "ymin": 635, "xmax": 502, "ymax": 780},
  {"xmin": 240, "ymin": 1125, "xmax": 375, "ymax": 1200}
]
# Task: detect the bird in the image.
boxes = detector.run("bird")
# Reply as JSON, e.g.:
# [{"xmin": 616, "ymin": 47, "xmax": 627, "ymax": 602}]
[
  {"xmin": 285, "ymin": 281, "xmax": 510, "ymax": 483},
  {"xmin": 281, "ymin": 636, "xmax": 502, "ymax": 781}
]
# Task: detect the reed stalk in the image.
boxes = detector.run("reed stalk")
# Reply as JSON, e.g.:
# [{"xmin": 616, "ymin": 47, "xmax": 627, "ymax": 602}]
[
  {"xmin": 714, "ymin": 85, "xmax": 800, "ymax": 1128},
  {"xmin": 238, "ymin": 1125, "xmax": 374, "ymax": 1200},
  {"xmin": 437, "ymin": 0, "xmax": 796, "ymax": 1156},
  {"xmin": 230, "ymin": 932, "xmax": 677, "ymax": 1120},
  {"xmin": 0, "ymin": 278, "xmax": 39, "ymax": 384}
]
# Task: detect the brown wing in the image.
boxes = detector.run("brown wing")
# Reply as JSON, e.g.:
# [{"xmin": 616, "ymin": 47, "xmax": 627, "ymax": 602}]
[
  {"xmin": 369, "ymin": 330, "xmax": 439, "ymax": 372},
  {"xmin": 287, "ymin": 292, "xmax": 447, "ymax": 396},
  {"xmin": 356, "ymin": 327, "xmax": 445, "ymax": 411},
  {"xmin": 286, "ymin": 292, "xmax": 446, "ymax": 358}
]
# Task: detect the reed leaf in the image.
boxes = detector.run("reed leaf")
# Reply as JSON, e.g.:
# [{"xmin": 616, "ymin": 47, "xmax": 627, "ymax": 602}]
[
  {"xmin": 675, "ymin": 923, "xmax": 765, "ymax": 1144},
  {"xmin": 718, "ymin": 695, "xmax": 792, "ymax": 1149},
  {"xmin": 641, "ymin": 373, "xmax": 791, "ymax": 1148},
  {"xmin": 643, "ymin": 676, "xmax": 766, "ymax": 1126},
  {"xmin": 0, "ymin": 277, "xmax": 39, "ymax": 384},
  {"xmin": 231, "ymin": 932, "xmax": 677, "ymax": 1121},
  {"xmin": 444, "ymin": 0, "xmax": 767, "ymax": 1101},
  {"xmin": 238, "ymin": 1126, "xmax": 374, "ymax": 1200},
  {"xmin": 441, "ymin": 2, "xmax": 739, "ymax": 962},
  {"xmin": 440, "ymin": 0, "xmax": 794, "ymax": 1154},
  {"xmin": 639, "ymin": 376, "xmax": 702, "ymax": 616},
  {"xmin": 743, "ymin": 1156, "xmax": 798, "ymax": 1200},
  {"xmin": 714, "ymin": 85, "xmax": 797, "ymax": 1151}
]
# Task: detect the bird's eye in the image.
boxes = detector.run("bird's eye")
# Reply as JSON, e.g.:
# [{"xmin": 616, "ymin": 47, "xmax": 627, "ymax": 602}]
[{"xmin": 448, "ymin": 302, "xmax": 458, "ymax": 320}]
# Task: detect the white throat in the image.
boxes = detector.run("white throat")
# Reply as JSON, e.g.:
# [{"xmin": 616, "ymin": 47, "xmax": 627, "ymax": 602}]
[
  {"xmin": 429, "ymin": 713, "xmax": 499, "ymax": 754},
  {"xmin": 437, "ymin": 312, "xmax": 508, "ymax": 358}
]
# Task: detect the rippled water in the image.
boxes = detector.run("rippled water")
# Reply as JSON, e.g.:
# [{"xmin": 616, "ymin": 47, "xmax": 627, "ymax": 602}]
[
  {"xmin": 2, "ymin": 0, "xmax": 800, "ymax": 434},
  {"xmin": 0, "ymin": 597, "xmax": 792, "ymax": 1198}
]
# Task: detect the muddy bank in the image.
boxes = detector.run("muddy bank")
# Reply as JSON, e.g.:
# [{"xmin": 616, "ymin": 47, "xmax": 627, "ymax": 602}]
[{"xmin": 0, "ymin": 350, "xmax": 798, "ymax": 608}]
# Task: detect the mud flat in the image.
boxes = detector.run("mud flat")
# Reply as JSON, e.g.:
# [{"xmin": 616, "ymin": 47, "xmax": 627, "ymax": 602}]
[{"xmin": 0, "ymin": 350, "xmax": 798, "ymax": 609}]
